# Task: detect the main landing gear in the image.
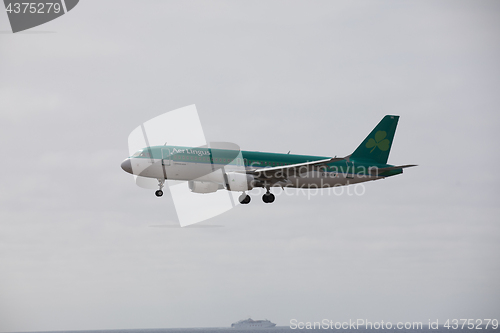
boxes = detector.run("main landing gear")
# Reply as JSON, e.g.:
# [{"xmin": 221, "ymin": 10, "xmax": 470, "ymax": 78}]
[
  {"xmin": 239, "ymin": 190, "xmax": 275, "ymax": 204},
  {"xmin": 262, "ymin": 190, "xmax": 275, "ymax": 204},
  {"xmin": 155, "ymin": 179, "xmax": 165, "ymax": 197},
  {"xmin": 239, "ymin": 193, "xmax": 251, "ymax": 204}
]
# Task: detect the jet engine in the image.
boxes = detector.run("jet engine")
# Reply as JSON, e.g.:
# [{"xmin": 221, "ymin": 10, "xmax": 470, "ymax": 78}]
[
  {"xmin": 188, "ymin": 181, "xmax": 222, "ymax": 194},
  {"xmin": 224, "ymin": 172, "xmax": 255, "ymax": 192}
]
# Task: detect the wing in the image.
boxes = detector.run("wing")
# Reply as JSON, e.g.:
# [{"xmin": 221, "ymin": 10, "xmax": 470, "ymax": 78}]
[{"xmin": 246, "ymin": 156, "xmax": 346, "ymax": 182}]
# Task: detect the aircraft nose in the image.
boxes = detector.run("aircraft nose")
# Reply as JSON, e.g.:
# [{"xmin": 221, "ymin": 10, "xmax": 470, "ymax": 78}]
[{"xmin": 121, "ymin": 158, "xmax": 133, "ymax": 174}]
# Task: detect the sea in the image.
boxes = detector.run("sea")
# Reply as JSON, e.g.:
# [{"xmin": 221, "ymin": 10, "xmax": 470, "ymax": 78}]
[{"xmin": 9, "ymin": 327, "xmax": 499, "ymax": 333}]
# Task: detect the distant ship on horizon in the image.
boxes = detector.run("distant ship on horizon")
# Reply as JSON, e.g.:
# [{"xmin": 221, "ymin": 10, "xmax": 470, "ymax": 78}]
[{"xmin": 231, "ymin": 318, "xmax": 276, "ymax": 329}]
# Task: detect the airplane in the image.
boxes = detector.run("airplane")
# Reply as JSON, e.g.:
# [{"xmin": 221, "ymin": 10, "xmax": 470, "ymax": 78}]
[{"xmin": 120, "ymin": 115, "xmax": 416, "ymax": 204}]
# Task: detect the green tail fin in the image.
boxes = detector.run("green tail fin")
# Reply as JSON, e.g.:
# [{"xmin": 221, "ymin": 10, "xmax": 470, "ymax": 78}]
[{"xmin": 350, "ymin": 115, "xmax": 399, "ymax": 164}]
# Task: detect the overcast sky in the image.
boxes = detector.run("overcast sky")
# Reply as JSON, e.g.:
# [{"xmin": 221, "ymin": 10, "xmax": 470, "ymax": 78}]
[{"xmin": 0, "ymin": 0, "xmax": 499, "ymax": 331}]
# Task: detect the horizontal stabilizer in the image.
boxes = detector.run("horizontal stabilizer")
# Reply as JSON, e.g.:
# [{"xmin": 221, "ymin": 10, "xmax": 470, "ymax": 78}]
[{"xmin": 370, "ymin": 164, "xmax": 417, "ymax": 175}]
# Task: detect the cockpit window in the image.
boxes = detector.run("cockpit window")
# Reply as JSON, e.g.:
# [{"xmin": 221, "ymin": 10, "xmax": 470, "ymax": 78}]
[{"xmin": 131, "ymin": 150, "xmax": 152, "ymax": 158}]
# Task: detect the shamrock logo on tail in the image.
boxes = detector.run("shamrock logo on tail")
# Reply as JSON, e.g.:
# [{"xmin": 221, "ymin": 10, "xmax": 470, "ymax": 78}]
[{"xmin": 366, "ymin": 131, "xmax": 390, "ymax": 153}]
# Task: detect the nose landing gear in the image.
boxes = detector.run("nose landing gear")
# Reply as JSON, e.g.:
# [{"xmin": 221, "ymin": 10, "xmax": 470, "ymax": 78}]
[{"xmin": 155, "ymin": 179, "xmax": 165, "ymax": 197}]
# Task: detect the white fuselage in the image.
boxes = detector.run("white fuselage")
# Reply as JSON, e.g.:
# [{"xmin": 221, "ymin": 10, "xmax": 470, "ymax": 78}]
[{"xmin": 128, "ymin": 158, "xmax": 381, "ymax": 189}]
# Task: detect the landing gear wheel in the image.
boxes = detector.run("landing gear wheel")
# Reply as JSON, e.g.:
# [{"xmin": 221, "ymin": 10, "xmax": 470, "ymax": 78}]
[
  {"xmin": 155, "ymin": 178, "xmax": 165, "ymax": 197},
  {"xmin": 262, "ymin": 192, "xmax": 275, "ymax": 203},
  {"xmin": 239, "ymin": 193, "xmax": 251, "ymax": 204}
]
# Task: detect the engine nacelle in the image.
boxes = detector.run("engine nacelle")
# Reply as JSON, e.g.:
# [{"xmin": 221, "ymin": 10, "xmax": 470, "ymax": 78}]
[
  {"xmin": 225, "ymin": 172, "xmax": 255, "ymax": 192},
  {"xmin": 188, "ymin": 181, "xmax": 221, "ymax": 194}
]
